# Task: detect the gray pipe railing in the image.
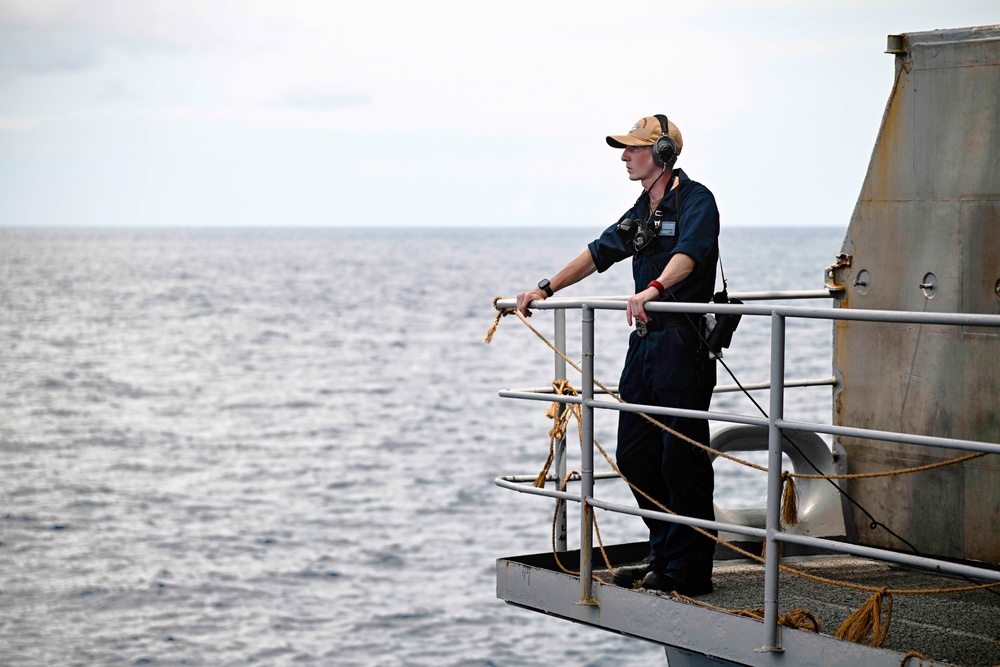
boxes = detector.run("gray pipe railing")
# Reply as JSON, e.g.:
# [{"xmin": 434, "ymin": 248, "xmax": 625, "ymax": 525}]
[{"xmin": 493, "ymin": 292, "xmax": 1000, "ymax": 652}]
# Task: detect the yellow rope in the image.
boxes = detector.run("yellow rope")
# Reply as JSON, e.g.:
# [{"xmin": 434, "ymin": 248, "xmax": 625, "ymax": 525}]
[
  {"xmin": 789, "ymin": 452, "xmax": 986, "ymax": 481},
  {"xmin": 666, "ymin": 594, "xmax": 821, "ymax": 632},
  {"xmin": 484, "ymin": 297, "xmax": 516, "ymax": 344},
  {"xmin": 835, "ymin": 587, "xmax": 892, "ymax": 647},
  {"xmin": 781, "ymin": 471, "xmax": 799, "ymax": 526},
  {"xmin": 550, "ymin": 471, "xmax": 580, "ymax": 576},
  {"xmin": 535, "ymin": 380, "xmax": 580, "ymax": 487},
  {"xmin": 549, "ymin": 469, "xmax": 617, "ymax": 579}
]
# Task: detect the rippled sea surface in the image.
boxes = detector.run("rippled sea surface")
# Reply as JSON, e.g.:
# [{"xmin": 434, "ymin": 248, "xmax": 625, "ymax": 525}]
[{"xmin": 0, "ymin": 227, "xmax": 844, "ymax": 666}]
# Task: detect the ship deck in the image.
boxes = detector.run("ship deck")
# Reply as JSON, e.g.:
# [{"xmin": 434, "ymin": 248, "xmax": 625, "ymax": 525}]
[{"xmin": 497, "ymin": 542, "xmax": 1000, "ymax": 667}]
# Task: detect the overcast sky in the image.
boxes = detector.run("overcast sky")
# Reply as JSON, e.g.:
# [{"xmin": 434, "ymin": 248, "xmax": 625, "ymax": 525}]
[{"xmin": 1, "ymin": 1, "xmax": 996, "ymax": 228}]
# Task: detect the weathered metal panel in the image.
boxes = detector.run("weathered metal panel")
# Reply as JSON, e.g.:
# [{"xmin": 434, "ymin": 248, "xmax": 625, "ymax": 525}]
[
  {"xmin": 962, "ymin": 201, "xmax": 1000, "ymax": 323},
  {"xmin": 913, "ymin": 62, "xmax": 1000, "ymax": 200},
  {"xmin": 833, "ymin": 27, "xmax": 1000, "ymax": 563}
]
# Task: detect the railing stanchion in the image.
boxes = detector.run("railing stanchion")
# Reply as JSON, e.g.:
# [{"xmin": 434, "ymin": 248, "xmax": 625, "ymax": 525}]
[
  {"xmin": 579, "ymin": 305, "xmax": 596, "ymax": 604},
  {"xmin": 761, "ymin": 312, "xmax": 786, "ymax": 652},
  {"xmin": 554, "ymin": 309, "xmax": 568, "ymax": 552}
]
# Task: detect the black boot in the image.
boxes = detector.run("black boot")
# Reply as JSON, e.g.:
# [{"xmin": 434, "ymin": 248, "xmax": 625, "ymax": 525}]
[
  {"xmin": 642, "ymin": 569, "xmax": 713, "ymax": 596},
  {"xmin": 611, "ymin": 562, "xmax": 653, "ymax": 587}
]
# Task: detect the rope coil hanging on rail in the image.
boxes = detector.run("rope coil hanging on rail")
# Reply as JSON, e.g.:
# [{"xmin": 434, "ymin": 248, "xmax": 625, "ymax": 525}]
[{"xmin": 485, "ymin": 297, "xmax": 999, "ymax": 649}]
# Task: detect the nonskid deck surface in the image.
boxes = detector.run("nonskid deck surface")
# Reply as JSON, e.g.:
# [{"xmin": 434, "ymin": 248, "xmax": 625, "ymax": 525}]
[{"xmin": 593, "ymin": 553, "xmax": 1000, "ymax": 667}]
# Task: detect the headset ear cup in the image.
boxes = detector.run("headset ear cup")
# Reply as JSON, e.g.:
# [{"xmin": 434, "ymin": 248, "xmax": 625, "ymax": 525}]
[{"xmin": 653, "ymin": 135, "xmax": 677, "ymax": 168}]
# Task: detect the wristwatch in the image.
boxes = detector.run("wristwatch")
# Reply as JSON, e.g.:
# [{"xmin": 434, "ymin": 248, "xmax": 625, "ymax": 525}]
[{"xmin": 537, "ymin": 279, "xmax": 554, "ymax": 297}]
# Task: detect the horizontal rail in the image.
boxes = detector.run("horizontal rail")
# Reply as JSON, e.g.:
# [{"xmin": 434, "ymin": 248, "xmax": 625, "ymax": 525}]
[
  {"xmin": 716, "ymin": 376, "xmax": 837, "ymax": 393},
  {"xmin": 495, "ymin": 297, "xmax": 1000, "ymax": 328},
  {"xmin": 500, "ymin": 472, "xmax": 621, "ymax": 484},
  {"xmin": 498, "ymin": 390, "xmax": 582, "ymax": 404},
  {"xmin": 495, "ymin": 477, "xmax": 580, "ymax": 502},
  {"xmin": 518, "ymin": 288, "xmax": 839, "ymax": 303},
  {"xmin": 586, "ymin": 398, "xmax": 770, "ymax": 428},
  {"xmin": 500, "ymin": 388, "xmax": 603, "ymax": 397},
  {"xmin": 499, "ymin": 474, "xmax": 1000, "ymax": 583},
  {"xmin": 774, "ymin": 532, "xmax": 1000, "ymax": 583},
  {"xmin": 501, "ymin": 376, "xmax": 837, "ymax": 396},
  {"xmin": 777, "ymin": 418, "xmax": 1000, "ymax": 456},
  {"xmin": 588, "ymin": 496, "xmax": 767, "ymax": 540},
  {"xmin": 498, "ymin": 390, "xmax": 770, "ymax": 427},
  {"xmin": 499, "ymin": 391, "xmax": 999, "ymax": 455},
  {"xmin": 494, "ymin": 476, "xmax": 768, "ymax": 540},
  {"xmin": 497, "ymin": 474, "xmax": 1000, "ymax": 582}
]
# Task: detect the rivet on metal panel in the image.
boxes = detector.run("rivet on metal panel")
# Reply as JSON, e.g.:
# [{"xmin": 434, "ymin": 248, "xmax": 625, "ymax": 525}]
[
  {"xmin": 920, "ymin": 273, "xmax": 938, "ymax": 299},
  {"xmin": 854, "ymin": 269, "xmax": 871, "ymax": 296}
]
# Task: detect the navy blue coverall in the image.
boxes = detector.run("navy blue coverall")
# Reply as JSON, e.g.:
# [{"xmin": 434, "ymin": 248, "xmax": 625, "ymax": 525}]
[{"xmin": 587, "ymin": 168, "xmax": 720, "ymax": 579}]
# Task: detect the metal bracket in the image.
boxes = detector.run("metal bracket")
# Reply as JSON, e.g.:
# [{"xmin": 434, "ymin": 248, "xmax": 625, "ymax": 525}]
[{"xmin": 824, "ymin": 253, "xmax": 853, "ymax": 291}]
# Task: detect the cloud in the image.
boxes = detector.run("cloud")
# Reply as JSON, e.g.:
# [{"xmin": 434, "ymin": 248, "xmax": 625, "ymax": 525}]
[
  {"xmin": 0, "ymin": 115, "xmax": 38, "ymax": 129},
  {"xmin": 278, "ymin": 91, "xmax": 372, "ymax": 110},
  {"xmin": 0, "ymin": 0, "xmax": 226, "ymax": 78},
  {"xmin": 0, "ymin": 0, "xmax": 220, "ymax": 48},
  {"xmin": 98, "ymin": 79, "xmax": 135, "ymax": 102},
  {"xmin": 0, "ymin": 27, "xmax": 103, "ymax": 74}
]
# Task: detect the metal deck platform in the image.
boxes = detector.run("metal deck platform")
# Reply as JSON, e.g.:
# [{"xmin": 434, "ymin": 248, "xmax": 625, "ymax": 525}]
[{"xmin": 497, "ymin": 543, "xmax": 1000, "ymax": 667}]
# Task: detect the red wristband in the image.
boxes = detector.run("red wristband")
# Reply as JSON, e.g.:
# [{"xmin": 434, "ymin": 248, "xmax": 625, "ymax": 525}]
[{"xmin": 648, "ymin": 280, "xmax": 666, "ymax": 296}]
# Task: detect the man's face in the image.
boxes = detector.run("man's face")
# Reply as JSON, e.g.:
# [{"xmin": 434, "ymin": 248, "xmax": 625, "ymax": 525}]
[{"xmin": 621, "ymin": 145, "xmax": 658, "ymax": 184}]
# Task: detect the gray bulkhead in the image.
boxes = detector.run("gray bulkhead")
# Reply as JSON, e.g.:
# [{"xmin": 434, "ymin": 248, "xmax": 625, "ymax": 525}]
[{"xmin": 830, "ymin": 25, "xmax": 1000, "ymax": 564}]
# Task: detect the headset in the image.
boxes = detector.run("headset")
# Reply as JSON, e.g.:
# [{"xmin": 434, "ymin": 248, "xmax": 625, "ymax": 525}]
[{"xmin": 652, "ymin": 113, "xmax": 678, "ymax": 169}]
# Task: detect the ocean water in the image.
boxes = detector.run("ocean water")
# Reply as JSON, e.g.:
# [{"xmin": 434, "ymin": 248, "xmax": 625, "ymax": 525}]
[{"xmin": 0, "ymin": 226, "xmax": 844, "ymax": 666}]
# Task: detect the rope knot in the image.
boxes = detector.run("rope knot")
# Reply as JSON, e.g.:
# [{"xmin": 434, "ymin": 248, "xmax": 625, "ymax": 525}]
[
  {"xmin": 484, "ymin": 296, "xmax": 517, "ymax": 344},
  {"xmin": 781, "ymin": 470, "xmax": 799, "ymax": 527},
  {"xmin": 835, "ymin": 587, "xmax": 893, "ymax": 647},
  {"xmin": 780, "ymin": 608, "xmax": 821, "ymax": 633},
  {"xmin": 534, "ymin": 380, "xmax": 581, "ymax": 488}
]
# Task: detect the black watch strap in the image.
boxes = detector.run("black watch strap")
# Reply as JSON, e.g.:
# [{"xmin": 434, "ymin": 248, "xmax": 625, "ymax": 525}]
[{"xmin": 537, "ymin": 279, "xmax": 554, "ymax": 297}]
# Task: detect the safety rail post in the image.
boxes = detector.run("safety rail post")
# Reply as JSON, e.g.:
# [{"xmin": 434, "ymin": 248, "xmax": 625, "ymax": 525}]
[
  {"xmin": 578, "ymin": 305, "xmax": 596, "ymax": 604},
  {"xmin": 554, "ymin": 309, "xmax": 568, "ymax": 552},
  {"xmin": 761, "ymin": 312, "xmax": 786, "ymax": 652}
]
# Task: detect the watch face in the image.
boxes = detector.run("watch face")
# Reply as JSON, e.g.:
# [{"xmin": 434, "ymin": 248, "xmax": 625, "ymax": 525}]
[{"xmin": 538, "ymin": 279, "xmax": 552, "ymax": 296}]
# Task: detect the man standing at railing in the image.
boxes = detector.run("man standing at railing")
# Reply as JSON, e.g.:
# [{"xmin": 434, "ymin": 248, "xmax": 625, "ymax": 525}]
[{"xmin": 516, "ymin": 115, "xmax": 719, "ymax": 596}]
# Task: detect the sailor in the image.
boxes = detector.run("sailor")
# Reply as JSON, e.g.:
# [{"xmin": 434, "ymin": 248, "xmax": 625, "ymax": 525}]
[{"xmin": 516, "ymin": 115, "xmax": 720, "ymax": 595}]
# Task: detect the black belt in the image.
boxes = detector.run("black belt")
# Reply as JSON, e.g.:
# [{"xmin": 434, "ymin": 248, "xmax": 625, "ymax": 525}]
[{"xmin": 635, "ymin": 315, "xmax": 696, "ymax": 337}]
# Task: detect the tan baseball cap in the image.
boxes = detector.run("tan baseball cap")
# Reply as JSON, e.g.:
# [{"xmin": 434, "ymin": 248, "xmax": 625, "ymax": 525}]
[{"xmin": 606, "ymin": 115, "xmax": 683, "ymax": 154}]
